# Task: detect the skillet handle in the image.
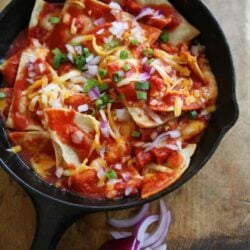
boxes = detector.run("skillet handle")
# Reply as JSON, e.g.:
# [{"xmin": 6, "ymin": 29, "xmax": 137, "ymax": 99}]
[{"xmin": 28, "ymin": 191, "xmax": 87, "ymax": 250}]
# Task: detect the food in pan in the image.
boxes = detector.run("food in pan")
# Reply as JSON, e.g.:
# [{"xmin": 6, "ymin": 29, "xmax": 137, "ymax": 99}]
[{"xmin": 0, "ymin": 0, "xmax": 217, "ymax": 199}]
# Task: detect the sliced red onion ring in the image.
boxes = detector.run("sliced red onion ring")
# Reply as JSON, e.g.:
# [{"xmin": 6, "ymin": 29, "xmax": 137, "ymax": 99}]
[
  {"xmin": 136, "ymin": 8, "xmax": 155, "ymax": 20},
  {"xmin": 88, "ymin": 86, "xmax": 100, "ymax": 100},
  {"xmin": 100, "ymin": 120, "xmax": 110, "ymax": 138},
  {"xmin": 108, "ymin": 204, "xmax": 150, "ymax": 228},
  {"xmin": 142, "ymin": 200, "xmax": 170, "ymax": 248},
  {"xmin": 136, "ymin": 215, "xmax": 159, "ymax": 244},
  {"xmin": 148, "ymin": 202, "xmax": 171, "ymax": 249}
]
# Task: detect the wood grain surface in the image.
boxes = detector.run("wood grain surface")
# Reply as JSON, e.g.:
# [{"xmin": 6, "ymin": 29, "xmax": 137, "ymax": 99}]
[{"xmin": 0, "ymin": 0, "xmax": 249, "ymax": 249}]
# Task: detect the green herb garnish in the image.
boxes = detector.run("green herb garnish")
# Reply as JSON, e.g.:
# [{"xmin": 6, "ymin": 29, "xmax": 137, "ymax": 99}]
[
  {"xmin": 113, "ymin": 70, "xmax": 124, "ymax": 83},
  {"xmin": 131, "ymin": 130, "xmax": 141, "ymax": 138},
  {"xmin": 120, "ymin": 50, "xmax": 129, "ymax": 60},
  {"xmin": 49, "ymin": 16, "xmax": 60, "ymax": 24},
  {"xmin": 142, "ymin": 47, "xmax": 154, "ymax": 58},
  {"xmin": 135, "ymin": 81, "xmax": 150, "ymax": 90},
  {"xmin": 106, "ymin": 169, "xmax": 117, "ymax": 180},
  {"xmin": 122, "ymin": 64, "xmax": 131, "ymax": 72},
  {"xmin": 160, "ymin": 31, "xmax": 169, "ymax": 43},
  {"xmin": 99, "ymin": 68, "xmax": 108, "ymax": 78},
  {"xmin": 136, "ymin": 91, "xmax": 147, "ymax": 100}
]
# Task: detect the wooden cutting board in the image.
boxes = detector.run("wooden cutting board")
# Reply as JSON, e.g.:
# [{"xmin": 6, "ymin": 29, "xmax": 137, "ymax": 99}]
[{"xmin": 0, "ymin": 0, "xmax": 249, "ymax": 249}]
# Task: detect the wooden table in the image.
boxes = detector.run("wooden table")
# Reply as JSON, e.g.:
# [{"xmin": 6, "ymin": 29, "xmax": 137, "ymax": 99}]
[{"xmin": 0, "ymin": 0, "xmax": 249, "ymax": 249}]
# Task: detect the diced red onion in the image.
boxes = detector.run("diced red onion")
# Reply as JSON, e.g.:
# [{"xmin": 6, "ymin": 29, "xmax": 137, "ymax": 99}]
[
  {"xmin": 88, "ymin": 86, "xmax": 100, "ymax": 100},
  {"xmin": 125, "ymin": 187, "xmax": 133, "ymax": 196},
  {"xmin": 97, "ymin": 28, "xmax": 105, "ymax": 35},
  {"xmin": 110, "ymin": 231, "xmax": 132, "ymax": 240},
  {"xmin": 139, "ymin": 72, "xmax": 150, "ymax": 81},
  {"xmin": 100, "ymin": 120, "xmax": 110, "ymax": 138},
  {"xmin": 77, "ymin": 104, "xmax": 89, "ymax": 113},
  {"xmin": 88, "ymin": 55, "xmax": 101, "ymax": 65},
  {"xmin": 122, "ymin": 173, "xmax": 130, "ymax": 182},
  {"xmin": 109, "ymin": 1, "xmax": 122, "ymax": 10},
  {"xmin": 136, "ymin": 215, "xmax": 159, "ymax": 244},
  {"xmin": 67, "ymin": 53, "xmax": 74, "ymax": 63},
  {"xmin": 65, "ymin": 44, "xmax": 75, "ymax": 54},
  {"xmin": 38, "ymin": 63, "xmax": 45, "ymax": 73},
  {"xmin": 142, "ymin": 64, "xmax": 152, "ymax": 74},
  {"xmin": 97, "ymin": 167, "xmax": 106, "ymax": 179},
  {"xmin": 114, "ymin": 163, "xmax": 122, "ymax": 170},
  {"xmin": 94, "ymin": 17, "xmax": 105, "ymax": 26},
  {"xmin": 88, "ymin": 65, "xmax": 98, "ymax": 75},
  {"xmin": 86, "ymin": 54, "xmax": 94, "ymax": 63},
  {"xmin": 141, "ymin": 57, "xmax": 148, "ymax": 64},
  {"xmin": 168, "ymin": 130, "xmax": 181, "ymax": 138},
  {"xmin": 142, "ymin": 200, "xmax": 170, "ymax": 248},
  {"xmin": 108, "ymin": 204, "xmax": 150, "ymax": 228},
  {"xmin": 55, "ymin": 168, "xmax": 64, "ymax": 178},
  {"xmin": 136, "ymin": 8, "xmax": 155, "ymax": 20},
  {"xmin": 74, "ymin": 45, "xmax": 82, "ymax": 55}
]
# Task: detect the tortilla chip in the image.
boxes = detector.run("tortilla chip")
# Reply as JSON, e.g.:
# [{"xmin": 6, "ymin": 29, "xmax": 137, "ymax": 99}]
[
  {"xmin": 44, "ymin": 108, "xmax": 100, "ymax": 168},
  {"xmin": 5, "ymin": 48, "xmax": 56, "ymax": 131},
  {"xmin": 131, "ymin": 0, "xmax": 200, "ymax": 44},
  {"xmin": 29, "ymin": 0, "xmax": 64, "ymax": 42},
  {"xmin": 8, "ymin": 131, "xmax": 56, "ymax": 178},
  {"xmin": 141, "ymin": 144, "xmax": 196, "ymax": 198},
  {"xmin": 128, "ymin": 106, "xmax": 174, "ymax": 128}
]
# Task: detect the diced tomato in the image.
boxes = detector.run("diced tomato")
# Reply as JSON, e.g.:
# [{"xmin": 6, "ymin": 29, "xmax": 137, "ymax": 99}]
[
  {"xmin": 2, "ymin": 53, "xmax": 21, "ymax": 87},
  {"xmin": 13, "ymin": 113, "xmax": 29, "ymax": 130},
  {"xmin": 135, "ymin": 149, "xmax": 153, "ymax": 169},
  {"xmin": 118, "ymin": 84, "xmax": 137, "ymax": 102},
  {"xmin": 167, "ymin": 152, "xmax": 183, "ymax": 168},
  {"xmin": 69, "ymin": 169, "xmax": 106, "ymax": 198},
  {"xmin": 162, "ymin": 93, "xmax": 180, "ymax": 106},
  {"xmin": 151, "ymin": 147, "xmax": 172, "ymax": 165},
  {"xmin": 150, "ymin": 76, "xmax": 165, "ymax": 97},
  {"xmin": 106, "ymin": 62, "xmax": 120, "ymax": 80}
]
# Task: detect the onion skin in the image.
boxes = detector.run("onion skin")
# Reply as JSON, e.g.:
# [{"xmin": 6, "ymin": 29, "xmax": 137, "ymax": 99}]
[{"xmin": 99, "ymin": 236, "xmax": 140, "ymax": 250}]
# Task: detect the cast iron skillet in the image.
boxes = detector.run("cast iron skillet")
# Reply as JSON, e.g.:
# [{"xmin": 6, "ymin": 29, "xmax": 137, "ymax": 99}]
[{"xmin": 0, "ymin": 0, "xmax": 239, "ymax": 249}]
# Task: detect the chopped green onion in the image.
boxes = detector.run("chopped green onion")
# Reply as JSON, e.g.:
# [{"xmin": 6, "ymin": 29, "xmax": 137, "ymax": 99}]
[
  {"xmin": 135, "ymin": 81, "xmax": 150, "ymax": 90},
  {"xmin": 106, "ymin": 169, "xmax": 117, "ymax": 180},
  {"xmin": 120, "ymin": 50, "xmax": 129, "ymax": 60},
  {"xmin": 53, "ymin": 55, "xmax": 62, "ymax": 69},
  {"xmin": 188, "ymin": 111, "xmax": 198, "ymax": 120},
  {"xmin": 113, "ymin": 70, "xmax": 124, "ymax": 83},
  {"xmin": 136, "ymin": 91, "xmax": 147, "ymax": 100},
  {"xmin": 99, "ymin": 68, "xmax": 108, "ymax": 78},
  {"xmin": 49, "ymin": 16, "xmax": 60, "ymax": 24},
  {"xmin": 142, "ymin": 48, "xmax": 154, "ymax": 58},
  {"xmin": 70, "ymin": 41, "xmax": 80, "ymax": 46},
  {"xmin": 101, "ymin": 93, "xmax": 113, "ymax": 103},
  {"xmin": 122, "ymin": 64, "xmax": 131, "ymax": 72},
  {"xmin": 74, "ymin": 55, "xmax": 86, "ymax": 70},
  {"xmin": 83, "ymin": 48, "xmax": 91, "ymax": 57},
  {"xmin": 95, "ymin": 99, "xmax": 104, "ymax": 109},
  {"xmin": 98, "ymin": 83, "xmax": 109, "ymax": 92},
  {"xmin": 131, "ymin": 130, "xmax": 141, "ymax": 138},
  {"xmin": 0, "ymin": 92, "xmax": 7, "ymax": 99},
  {"xmin": 83, "ymin": 78, "xmax": 98, "ymax": 92},
  {"xmin": 52, "ymin": 48, "xmax": 68, "ymax": 69},
  {"xmin": 160, "ymin": 31, "xmax": 169, "ymax": 43},
  {"xmin": 131, "ymin": 39, "xmax": 138, "ymax": 46}
]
